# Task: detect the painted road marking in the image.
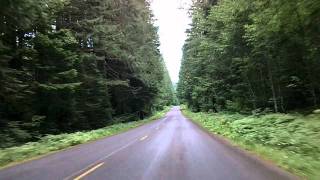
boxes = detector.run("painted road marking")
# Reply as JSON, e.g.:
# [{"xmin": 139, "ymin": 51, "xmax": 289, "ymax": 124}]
[
  {"xmin": 73, "ymin": 162, "xmax": 104, "ymax": 180},
  {"xmin": 65, "ymin": 117, "xmax": 167, "ymax": 179},
  {"xmin": 104, "ymin": 140, "xmax": 136, "ymax": 158},
  {"xmin": 64, "ymin": 140, "xmax": 138, "ymax": 180},
  {"xmin": 140, "ymin": 135, "xmax": 148, "ymax": 141}
]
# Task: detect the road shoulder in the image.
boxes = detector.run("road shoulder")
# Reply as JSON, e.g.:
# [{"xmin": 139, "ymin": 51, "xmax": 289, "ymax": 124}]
[{"xmin": 181, "ymin": 109, "xmax": 300, "ymax": 180}]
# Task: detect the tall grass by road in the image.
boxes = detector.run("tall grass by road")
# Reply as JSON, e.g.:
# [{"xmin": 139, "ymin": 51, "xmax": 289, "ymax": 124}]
[
  {"xmin": 182, "ymin": 107, "xmax": 320, "ymax": 179},
  {"xmin": 0, "ymin": 107, "xmax": 171, "ymax": 168}
]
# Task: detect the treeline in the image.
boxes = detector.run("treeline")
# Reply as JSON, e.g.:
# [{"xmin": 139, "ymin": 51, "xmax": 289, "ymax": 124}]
[
  {"xmin": 177, "ymin": 0, "xmax": 320, "ymax": 113},
  {"xmin": 0, "ymin": 0, "xmax": 175, "ymax": 147}
]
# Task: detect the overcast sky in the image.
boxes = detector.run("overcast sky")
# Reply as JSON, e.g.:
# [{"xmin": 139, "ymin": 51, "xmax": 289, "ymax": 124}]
[{"xmin": 150, "ymin": 0, "xmax": 192, "ymax": 83}]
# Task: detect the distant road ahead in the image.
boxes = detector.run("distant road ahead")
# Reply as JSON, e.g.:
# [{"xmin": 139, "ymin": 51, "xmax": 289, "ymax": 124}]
[{"xmin": 0, "ymin": 107, "xmax": 297, "ymax": 180}]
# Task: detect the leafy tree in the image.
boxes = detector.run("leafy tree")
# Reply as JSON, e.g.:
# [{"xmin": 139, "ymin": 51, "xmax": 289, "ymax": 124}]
[{"xmin": 178, "ymin": 0, "xmax": 320, "ymax": 113}]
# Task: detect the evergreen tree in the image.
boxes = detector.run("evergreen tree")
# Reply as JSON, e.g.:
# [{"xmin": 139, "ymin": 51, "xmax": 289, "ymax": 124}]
[
  {"xmin": 177, "ymin": 0, "xmax": 320, "ymax": 113},
  {"xmin": 0, "ymin": 0, "xmax": 175, "ymax": 147}
]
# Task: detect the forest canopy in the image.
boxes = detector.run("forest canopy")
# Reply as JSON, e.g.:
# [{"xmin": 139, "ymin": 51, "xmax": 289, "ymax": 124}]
[
  {"xmin": 0, "ymin": 0, "xmax": 176, "ymax": 147},
  {"xmin": 177, "ymin": 0, "xmax": 320, "ymax": 113}
]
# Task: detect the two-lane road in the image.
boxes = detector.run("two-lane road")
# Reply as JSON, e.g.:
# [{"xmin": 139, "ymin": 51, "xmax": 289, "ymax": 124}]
[{"xmin": 0, "ymin": 107, "xmax": 297, "ymax": 180}]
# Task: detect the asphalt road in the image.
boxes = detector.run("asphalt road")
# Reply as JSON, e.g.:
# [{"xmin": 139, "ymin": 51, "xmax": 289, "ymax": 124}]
[{"xmin": 0, "ymin": 107, "xmax": 297, "ymax": 180}]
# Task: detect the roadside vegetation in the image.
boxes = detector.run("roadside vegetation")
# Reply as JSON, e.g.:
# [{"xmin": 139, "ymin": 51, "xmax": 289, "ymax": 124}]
[
  {"xmin": 177, "ymin": 0, "xmax": 320, "ymax": 113},
  {"xmin": 0, "ymin": 107, "xmax": 170, "ymax": 169},
  {"xmin": 177, "ymin": 0, "xmax": 320, "ymax": 179},
  {"xmin": 1, "ymin": 0, "xmax": 177, "ymax": 149},
  {"xmin": 182, "ymin": 107, "xmax": 320, "ymax": 179}
]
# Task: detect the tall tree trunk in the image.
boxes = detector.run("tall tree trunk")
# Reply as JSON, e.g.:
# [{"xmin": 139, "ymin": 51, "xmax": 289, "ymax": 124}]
[
  {"xmin": 311, "ymin": 88, "xmax": 317, "ymax": 107},
  {"xmin": 278, "ymin": 85, "xmax": 285, "ymax": 112},
  {"xmin": 245, "ymin": 74, "xmax": 257, "ymax": 109},
  {"xmin": 294, "ymin": 7, "xmax": 318, "ymax": 107},
  {"xmin": 266, "ymin": 58, "xmax": 278, "ymax": 112}
]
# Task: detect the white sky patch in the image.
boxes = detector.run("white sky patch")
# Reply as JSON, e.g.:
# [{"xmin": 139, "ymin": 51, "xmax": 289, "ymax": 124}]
[{"xmin": 150, "ymin": 0, "xmax": 192, "ymax": 83}]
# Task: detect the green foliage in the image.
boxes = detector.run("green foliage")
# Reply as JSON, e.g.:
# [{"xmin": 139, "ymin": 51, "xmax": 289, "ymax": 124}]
[
  {"xmin": 153, "ymin": 61, "xmax": 177, "ymax": 109},
  {"xmin": 178, "ymin": 1, "xmax": 320, "ymax": 178},
  {"xmin": 182, "ymin": 108, "xmax": 320, "ymax": 179},
  {"xmin": 177, "ymin": 0, "xmax": 320, "ymax": 112},
  {"xmin": 0, "ymin": 107, "xmax": 170, "ymax": 168},
  {"xmin": 0, "ymin": 0, "xmax": 175, "ymax": 147}
]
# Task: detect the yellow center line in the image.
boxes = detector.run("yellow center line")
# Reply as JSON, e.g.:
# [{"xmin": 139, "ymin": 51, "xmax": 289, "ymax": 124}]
[
  {"xmin": 73, "ymin": 162, "xmax": 104, "ymax": 180},
  {"xmin": 140, "ymin": 135, "xmax": 148, "ymax": 141}
]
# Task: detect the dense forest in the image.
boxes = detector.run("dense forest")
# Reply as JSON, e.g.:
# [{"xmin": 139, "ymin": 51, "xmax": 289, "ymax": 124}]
[
  {"xmin": 0, "ymin": 0, "xmax": 175, "ymax": 147},
  {"xmin": 177, "ymin": 0, "xmax": 320, "ymax": 113}
]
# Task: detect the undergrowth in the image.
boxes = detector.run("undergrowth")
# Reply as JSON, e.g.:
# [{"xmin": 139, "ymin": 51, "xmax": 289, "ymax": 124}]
[
  {"xmin": 0, "ymin": 107, "xmax": 170, "ymax": 168},
  {"xmin": 182, "ymin": 107, "xmax": 320, "ymax": 179}
]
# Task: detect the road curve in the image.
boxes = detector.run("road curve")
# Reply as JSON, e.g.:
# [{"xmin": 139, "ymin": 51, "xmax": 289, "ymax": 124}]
[{"xmin": 0, "ymin": 107, "xmax": 297, "ymax": 180}]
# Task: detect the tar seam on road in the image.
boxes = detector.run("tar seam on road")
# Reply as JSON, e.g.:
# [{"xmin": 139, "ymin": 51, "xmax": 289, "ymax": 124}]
[
  {"xmin": 73, "ymin": 162, "xmax": 105, "ymax": 180},
  {"xmin": 63, "ymin": 117, "xmax": 167, "ymax": 180}
]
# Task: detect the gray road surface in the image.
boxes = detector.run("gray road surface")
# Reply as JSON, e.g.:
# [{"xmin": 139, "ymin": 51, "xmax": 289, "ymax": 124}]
[{"xmin": 0, "ymin": 107, "xmax": 297, "ymax": 180}]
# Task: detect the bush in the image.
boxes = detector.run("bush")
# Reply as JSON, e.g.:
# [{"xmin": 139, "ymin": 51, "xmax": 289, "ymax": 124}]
[
  {"xmin": 182, "ymin": 109, "xmax": 320, "ymax": 179},
  {"xmin": 0, "ymin": 107, "xmax": 170, "ymax": 168}
]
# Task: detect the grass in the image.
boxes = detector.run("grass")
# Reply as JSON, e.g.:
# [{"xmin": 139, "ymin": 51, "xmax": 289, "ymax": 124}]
[
  {"xmin": 181, "ymin": 106, "xmax": 320, "ymax": 179},
  {"xmin": 0, "ymin": 107, "xmax": 170, "ymax": 169}
]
